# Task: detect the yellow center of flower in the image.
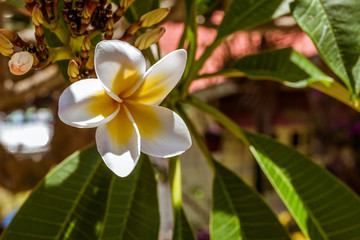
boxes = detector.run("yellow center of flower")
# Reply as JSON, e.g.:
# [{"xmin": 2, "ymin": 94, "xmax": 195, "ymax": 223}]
[
  {"xmin": 112, "ymin": 67, "xmax": 141, "ymax": 99},
  {"xmin": 88, "ymin": 89, "xmax": 118, "ymax": 117}
]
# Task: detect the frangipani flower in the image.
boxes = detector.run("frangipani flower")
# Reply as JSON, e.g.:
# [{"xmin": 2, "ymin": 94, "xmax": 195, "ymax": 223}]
[{"xmin": 58, "ymin": 40, "xmax": 191, "ymax": 177}]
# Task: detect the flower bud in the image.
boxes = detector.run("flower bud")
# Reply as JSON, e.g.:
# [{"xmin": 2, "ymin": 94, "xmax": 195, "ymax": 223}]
[
  {"xmin": 81, "ymin": 6, "xmax": 91, "ymax": 25},
  {"xmin": 81, "ymin": 36, "xmax": 91, "ymax": 52},
  {"xmin": 0, "ymin": 33, "xmax": 14, "ymax": 56},
  {"xmin": 68, "ymin": 60, "xmax": 79, "ymax": 82},
  {"xmin": 140, "ymin": 8, "xmax": 170, "ymax": 28},
  {"xmin": 134, "ymin": 27, "xmax": 165, "ymax": 50},
  {"xmin": 8, "ymin": 51, "xmax": 34, "ymax": 75},
  {"xmin": 32, "ymin": 5, "xmax": 45, "ymax": 27},
  {"xmin": 0, "ymin": 29, "xmax": 17, "ymax": 42},
  {"xmin": 118, "ymin": 0, "xmax": 134, "ymax": 9}
]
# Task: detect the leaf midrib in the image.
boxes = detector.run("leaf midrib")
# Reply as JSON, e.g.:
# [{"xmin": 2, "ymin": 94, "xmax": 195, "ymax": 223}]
[
  {"xmin": 250, "ymin": 147, "xmax": 328, "ymax": 240},
  {"xmin": 295, "ymin": 0, "xmax": 350, "ymax": 87},
  {"xmin": 54, "ymin": 158, "xmax": 103, "ymax": 240},
  {"xmin": 118, "ymin": 161, "xmax": 142, "ymax": 239},
  {"xmin": 215, "ymin": 173, "xmax": 244, "ymax": 240},
  {"xmin": 97, "ymin": 174, "xmax": 116, "ymax": 239}
]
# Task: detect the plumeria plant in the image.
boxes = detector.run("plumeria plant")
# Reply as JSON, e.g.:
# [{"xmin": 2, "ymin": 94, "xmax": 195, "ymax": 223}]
[{"xmin": 1, "ymin": 0, "xmax": 360, "ymax": 239}]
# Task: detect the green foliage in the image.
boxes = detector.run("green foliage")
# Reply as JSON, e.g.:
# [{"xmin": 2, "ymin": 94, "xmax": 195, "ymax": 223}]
[
  {"xmin": 216, "ymin": 0, "xmax": 290, "ymax": 42},
  {"xmin": 196, "ymin": 0, "xmax": 221, "ymax": 15},
  {"xmin": 1, "ymin": 146, "xmax": 159, "ymax": 240},
  {"xmin": 244, "ymin": 131, "xmax": 360, "ymax": 239},
  {"xmin": 291, "ymin": 0, "xmax": 360, "ymax": 96},
  {"xmin": 229, "ymin": 48, "xmax": 332, "ymax": 88},
  {"xmin": 4, "ymin": 0, "xmax": 360, "ymax": 239},
  {"xmin": 211, "ymin": 161, "xmax": 291, "ymax": 240},
  {"xmin": 172, "ymin": 208, "xmax": 196, "ymax": 240},
  {"xmin": 169, "ymin": 157, "xmax": 196, "ymax": 240}
]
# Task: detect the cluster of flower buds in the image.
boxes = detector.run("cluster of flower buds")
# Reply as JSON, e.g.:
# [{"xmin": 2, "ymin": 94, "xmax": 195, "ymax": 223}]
[{"xmin": 0, "ymin": 0, "xmax": 169, "ymax": 80}]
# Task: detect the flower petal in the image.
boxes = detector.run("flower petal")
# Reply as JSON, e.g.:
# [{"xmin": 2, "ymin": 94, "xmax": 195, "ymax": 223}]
[
  {"xmin": 96, "ymin": 105, "xmax": 140, "ymax": 177},
  {"xmin": 129, "ymin": 49, "xmax": 187, "ymax": 105},
  {"xmin": 126, "ymin": 102, "xmax": 191, "ymax": 157},
  {"xmin": 58, "ymin": 79, "xmax": 119, "ymax": 128},
  {"xmin": 95, "ymin": 40, "xmax": 146, "ymax": 101}
]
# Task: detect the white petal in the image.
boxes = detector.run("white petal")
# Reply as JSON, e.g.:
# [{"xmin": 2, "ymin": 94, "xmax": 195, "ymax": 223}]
[
  {"xmin": 95, "ymin": 40, "xmax": 146, "ymax": 100},
  {"xmin": 129, "ymin": 49, "xmax": 187, "ymax": 105},
  {"xmin": 126, "ymin": 102, "xmax": 191, "ymax": 157},
  {"xmin": 96, "ymin": 105, "xmax": 140, "ymax": 177},
  {"xmin": 58, "ymin": 79, "xmax": 119, "ymax": 128}
]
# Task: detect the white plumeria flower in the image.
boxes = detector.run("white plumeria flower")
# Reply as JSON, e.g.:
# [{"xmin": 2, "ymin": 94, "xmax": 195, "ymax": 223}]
[{"xmin": 58, "ymin": 40, "xmax": 191, "ymax": 177}]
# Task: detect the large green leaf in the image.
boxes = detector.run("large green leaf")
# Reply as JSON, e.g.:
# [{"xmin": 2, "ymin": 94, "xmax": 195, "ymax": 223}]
[
  {"xmin": 202, "ymin": 48, "xmax": 360, "ymax": 112},
  {"xmin": 291, "ymin": 0, "xmax": 360, "ymax": 96},
  {"xmin": 216, "ymin": 0, "xmax": 290, "ymax": 41},
  {"xmin": 98, "ymin": 154, "xmax": 160, "ymax": 239},
  {"xmin": 211, "ymin": 161, "xmax": 291, "ymax": 240},
  {"xmin": 244, "ymin": 131, "xmax": 360, "ymax": 239},
  {"xmin": 1, "ymin": 146, "xmax": 159, "ymax": 240},
  {"xmin": 228, "ymin": 48, "xmax": 332, "ymax": 88},
  {"xmin": 173, "ymin": 208, "xmax": 196, "ymax": 240}
]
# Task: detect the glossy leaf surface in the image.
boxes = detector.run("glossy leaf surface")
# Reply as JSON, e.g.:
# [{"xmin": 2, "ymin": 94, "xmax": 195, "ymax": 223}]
[
  {"xmin": 291, "ymin": 0, "xmax": 360, "ymax": 95},
  {"xmin": 216, "ymin": 0, "xmax": 290, "ymax": 41},
  {"xmin": 1, "ymin": 146, "xmax": 159, "ymax": 240},
  {"xmin": 244, "ymin": 131, "xmax": 360, "ymax": 239},
  {"xmin": 211, "ymin": 161, "xmax": 291, "ymax": 240},
  {"xmin": 229, "ymin": 48, "xmax": 332, "ymax": 88}
]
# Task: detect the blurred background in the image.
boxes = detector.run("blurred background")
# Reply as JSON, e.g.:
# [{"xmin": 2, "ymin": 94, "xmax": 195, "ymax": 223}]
[{"xmin": 1, "ymin": 0, "xmax": 360, "ymax": 239}]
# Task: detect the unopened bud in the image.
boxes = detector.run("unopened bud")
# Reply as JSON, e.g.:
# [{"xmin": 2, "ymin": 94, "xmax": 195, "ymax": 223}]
[
  {"xmin": 8, "ymin": 51, "xmax": 34, "ymax": 75},
  {"xmin": 32, "ymin": 5, "xmax": 45, "ymax": 26},
  {"xmin": 118, "ymin": 0, "xmax": 134, "ymax": 9},
  {"xmin": 81, "ymin": 36, "xmax": 91, "ymax": 52},
  {"xmin": 0, "ymin": 33, "xmax": 14, "ymax": 56},
  {"xmin": 68, "ymin": 60, "xmax": 79, "ymax": 82},
  {"xmin": 81, "ymin": 6, "xmax": 91, "ymax": 24},
  {"xmin": 0, "ymin": 29, "xmax": 17, "ymax": 42},
  {"xmin": 134, "ymin": 27, "xmax": 165, "ymax": 50},
  {"xmin": 140, "ymin": 8, "xmax": 170, "ymax": 28}
]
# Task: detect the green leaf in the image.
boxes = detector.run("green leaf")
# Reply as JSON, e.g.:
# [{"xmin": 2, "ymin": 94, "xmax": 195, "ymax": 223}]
[
  {"xmin": 228, "ymin": 48, "xmax": 333, "ymax": 88},
  {"xmin": 173, "ymin": 208, "xmax": 196, "ymax": 240},
  {"xmin": 244, "ymin": 131, "xmax": 360, "ymax": 239},
  {"xmin": 124, "ymin": 0, "xmax": 160, "ymax": 24},
  {"xmin": 211, "ymin": 161, "xmax": 291, "ymax": 240},
  {"xmin": 98, "ymin": 154, "xmax": 160, "ymax": 239},
  {"xmin": 291, "ymin": 0, "xmax": 360, "ymax": 96},
  {"xmin": 216, "ymin": 0, "xmax": 290, "ymax": 41},
  {"xmin": 1, "ymin": 146, "xmax": 159, "ymax": 240},
  {"xmin": 197, "ymin": 0, "xmax": 221, "ymax": 15},
  {"xmin": 193, "ymin": 0, "xmax": 291, "ymax": 81}
]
